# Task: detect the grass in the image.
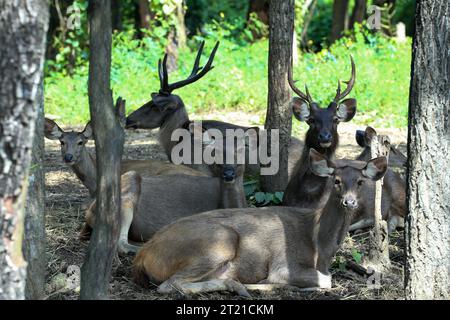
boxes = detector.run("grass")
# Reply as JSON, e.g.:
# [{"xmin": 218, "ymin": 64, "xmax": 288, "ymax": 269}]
[{"xmin": 44, "ymin": 30, "xmax": 411, "ymax": 129}]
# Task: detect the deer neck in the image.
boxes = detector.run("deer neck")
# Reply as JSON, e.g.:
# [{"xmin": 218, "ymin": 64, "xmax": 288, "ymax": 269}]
[
  {"xmin": 159, "ymin": 107, "xmax": 190, "ymax": 160},
  {"xmin": 314, "ymin": 194, "xmax": 355, "ymax": 272},
  {"xmin": 72, "ymin": 147, "xmax": 97, "ymax": 197},
  {"xmin": 219, "ymin": 175, "xmax": 247, "ymax": 208}
]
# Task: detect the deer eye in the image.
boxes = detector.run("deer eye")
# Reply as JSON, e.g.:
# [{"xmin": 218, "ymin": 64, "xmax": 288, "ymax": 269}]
[
  {"xmin": 333, "ymin": 117, "xmax": 339, "ymax": 123},
  {"xmin": 78, "ymin": 141, "xmax": 84, "ymax": 146},
  {"xmin": 60, "ymin": 141, "xmax": 65, "ymax": 146},
  {"xmin": 308, "ymin": 118, "xmax": 315, "ymax": 124},
  {"xmin": 335, "ymin": 178, "xmax": 341, "ymax": 185},
  {"xmin": 357, "ymin": 180, "xmax": 364, "ymax": 186}
]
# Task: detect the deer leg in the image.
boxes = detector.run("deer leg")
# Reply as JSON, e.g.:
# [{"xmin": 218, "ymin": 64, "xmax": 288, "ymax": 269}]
[
  {"xmin": 117, "ymin": 203, "xmax": 141, "ymax": 255},
  {"xmin": 260, "ymin": 267, "xmax": 331, "ymax": 290},
  {"xmin": 349, "ymin": 218, "xmax": 375, "ymax": 232},
  {"xmin": 163, "ymin": 279, "xmax": 251, "ymax": 297}
]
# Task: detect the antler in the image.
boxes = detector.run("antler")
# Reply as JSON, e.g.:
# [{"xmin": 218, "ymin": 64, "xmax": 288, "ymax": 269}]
[
  {"xmin": 158, "ymin": 41, "xmax": 220, "ymax": 95},
  {"xmin": 288, "ymin": 65, "xmax": 313, "ymax": 104},
  {"xmin": 333, "ymin": 55, "xmax": 356, "ymax": 103}
]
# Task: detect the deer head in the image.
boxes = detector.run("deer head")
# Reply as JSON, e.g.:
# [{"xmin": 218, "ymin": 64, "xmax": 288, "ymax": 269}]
[
  {"xmin": 289, "ymin": 57, "xmax": 357, "ymax": 154},
  {"xmin": 126, "ymin": 41, "xmax": 220, "ymax": 129},
  {"xmin": 44, "ymin": 118, "xmax": 93, "ymax": 165}
]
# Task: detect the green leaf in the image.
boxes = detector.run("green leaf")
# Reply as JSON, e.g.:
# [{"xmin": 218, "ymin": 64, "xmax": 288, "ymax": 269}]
[
  {"xmin": 351, "ymin": 249, "xmax": 363, "ymax": 264},
  {"xmin": 254, "ymin": 192, "xmax": 266, "ymax": 203}
]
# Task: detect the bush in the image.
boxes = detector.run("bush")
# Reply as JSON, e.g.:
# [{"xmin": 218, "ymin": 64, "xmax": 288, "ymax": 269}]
[{"xmin": 44, "ymin": 28, "xmax": 410, "ymax": 129}]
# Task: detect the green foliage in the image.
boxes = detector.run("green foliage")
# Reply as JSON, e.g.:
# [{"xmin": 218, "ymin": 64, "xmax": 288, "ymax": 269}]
[
  {"xmin": 351, "ymin": 248, "xmax": 363, "ymax": 264},
  {"xmin": 45, "ymin": 28, "xmax": 410, "ymax": 129}
]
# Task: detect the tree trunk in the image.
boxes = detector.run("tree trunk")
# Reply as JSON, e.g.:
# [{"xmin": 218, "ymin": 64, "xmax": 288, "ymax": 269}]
[
  {"xmin": 80, "ymin": 0, "xmax": 124, "ymax": 300},
  {"xmin": 261, "ymin": 0, "xmax": 294, "ymax": 192},
  {"xmin": 0, "ymin": 0, "xmax": 49, "ymax": 300},
  {"xmin": 349, "ymin": 0, "xmax": 366, "ymax": 29},
  {"xmin": 330, "ymin": 0, "xmax": 349, "ymax": 43},
  {"xmin": 364, "ymin": 134, "xmax": 391, "ymax": 273},
  {"xmin": 23, "ymin": 81, "xmax": 46, "ymax": 300},
  {"xmin": 111, "ymin": 0, "xmax": 122, "ymax": 31},
  {"xmin": 248, "ymin": 0, "xmax": 270, "ymax": 25},
  {"xmin": 137, "ymin": 0, "xmax": 152, "ymax": 30},
  {"xmin": 405, "ymin": 0, "xmax": 450, "ymax": 300}
]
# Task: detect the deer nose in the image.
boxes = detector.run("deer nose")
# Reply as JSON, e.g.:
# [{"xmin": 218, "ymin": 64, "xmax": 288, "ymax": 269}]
[
  {"xmin": 125, "ymin": 117, "xmax": 137, "ymax": 129},
  {"xmin": 222, "ymin": 166, "xmax": 236, "ymax": 182},
  {"xmin": 64, "ymin": 154, "xmax": 74, "ymax": 163},
  {"xmin": 319, "ymin": 132, "xmax": 332, "ymax": 143},
  {"xmin": 342, "ymin": 198, "xmax": 358, "ymax": 209}
]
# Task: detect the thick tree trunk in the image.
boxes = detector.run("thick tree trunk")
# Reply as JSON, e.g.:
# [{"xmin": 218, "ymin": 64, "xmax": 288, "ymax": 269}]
[
  {"xmin": 137, "ymin": 0, "xmax": 152, "ymax": 30},
  {"xmin": 23, "ymin": 81, "xmax": 46, "ymax": 300},
  {"xmin": 349, "ymin": 0, "xmax": 366, "ymax": 29},
  {"xmin": 0, "ymin": 0, "xmax": 49, "ymax": 300},
  {"xmin": 405, "ymin": 0, "xmax": 450, "ymax": 300},
  {"xmin": 330, "ymin": 0, "xmax": 349, "ymax": 43},
  {"xmin": 261, "ymin": 0, "xmax": 294, "ymax": 192},
  {"xmin": 80, "ymin": 0, "xmax": 124, "ymax": 300}
]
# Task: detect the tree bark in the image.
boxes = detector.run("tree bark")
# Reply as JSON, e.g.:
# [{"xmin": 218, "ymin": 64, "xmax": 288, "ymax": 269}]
[
  {"xmin": 405, "ymin": 0, "xmax": 450, "ymax": 300},
  {"xmin": 80, "ymin": 0, "xmax": 124, "ymax": 300},
  {"xmin": 23, "ymin": 81, "xmax": 46, "ymax": 300},
  {"xmin": 0, "ymin": 0, "xmax": 49, "ymax": 300},
  {"xmin": 330, "ymin": 0, "xmax": 349, "ymax": 43},
  {"xmin": 137, "ymin": 0, "xmax": 152, "ymax": 30},
  {"xmin": 364, "ymin": 134, "xmax": 391, "ymax": 273},
  {"xmin": 261, "ymin": 0, "xmax": 294, "ymax": 192},
  {"xmin": 349, "ymin": 0, "xmax": 366, "ymax": 29}
]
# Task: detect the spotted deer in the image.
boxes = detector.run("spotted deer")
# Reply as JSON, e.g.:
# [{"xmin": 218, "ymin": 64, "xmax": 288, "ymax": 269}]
[
  {"xmin": 125, "ymin": 41, "xmax": 304, "ymax": 177},
  {"xmin": 132, "ymin": 149, "xmax": 388, "ymax": 296},
  {"xmin": 84, "ymin": 133, "xmax": 248, "ymax": 254}
]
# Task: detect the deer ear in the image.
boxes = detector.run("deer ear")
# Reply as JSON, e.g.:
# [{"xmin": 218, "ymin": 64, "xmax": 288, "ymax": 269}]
[
  {"xmin": 337, "ymin": 98, "xmax": 356, "ymax": 122},
  {"xmin": 355, "ymin": 130, "xmax": 366, "ymax": 147},
  {"xmin": 364, "ymin": 126, "xmax": 377, "ymax": 145},
  {"xmin": 362, "ymin": 157, "xmax": 387, "ymax": 181},
  {"xmin": 309, "ymin": 149, "xmax": 335, "ymax": 177},
  {"xmin": 82, "ymin": 122, "xmax": 93, "ymax": 140},
  {"xmin": 291, "ymin": 97, "xmax": 310, "ymax": 122},
  {"xmin": 44, "ymin": 118, "xmax": 64, "ymax": 140}
]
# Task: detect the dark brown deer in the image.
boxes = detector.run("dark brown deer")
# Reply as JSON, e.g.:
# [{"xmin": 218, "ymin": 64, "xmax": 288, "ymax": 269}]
[
  {"xmin": 44, "ymin": 118, "xmax": 207, "ymax": 199},
  {"xmin": 350, "ymin": 126, "xmax": 406, "ymax": 232},
  {"xmin": 283, "ymin": 56, "xmax": 357, "ymax": 206},
  {"xmin": 132, "ymin": 149, "xmax": 388, "ymax": 296},
  {"xmin": 83, "ymin": 134, "xmax": 248, "ymax": 254},
  {"xmin": 125, "ymin": 41, "xmax": 304, "ymax": 177}
]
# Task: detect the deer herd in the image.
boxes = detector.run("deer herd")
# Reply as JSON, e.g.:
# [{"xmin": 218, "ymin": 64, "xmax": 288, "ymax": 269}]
[{"xmin": 44, "ymin": 41, "xmax": 406, "ymax": 297}]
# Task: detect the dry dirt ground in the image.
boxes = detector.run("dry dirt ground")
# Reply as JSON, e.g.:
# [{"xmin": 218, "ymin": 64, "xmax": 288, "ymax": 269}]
[{"xmin": 44, "ymin": 111, "xmax": 407, "ymax": 300}]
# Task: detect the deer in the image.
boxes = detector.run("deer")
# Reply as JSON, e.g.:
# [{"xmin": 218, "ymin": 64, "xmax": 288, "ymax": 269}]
[
  {"xmin": 44, "ymin": 118, "xmax": 207, "ymax": 201},
  {"xmin": 83, "ymin": 133, "xmax": 248, "ymax": 254},
  {"xmin": 125, "ymin": 41, "xmax": 304, "ymax": 177},
  {"xmin": 349, "ymin": 126, "xmax": 406, "ymax": 233},
  {"xmin": 132, "ymin": 149, "xmax": 388, "ymax": 297},
  {"xmin": 283, "ymin": 56, "xmax": 357, "ymax": 207},
  {"xmin": 355, "ymin": 126, "xmax": 407, "ymax": 169}
]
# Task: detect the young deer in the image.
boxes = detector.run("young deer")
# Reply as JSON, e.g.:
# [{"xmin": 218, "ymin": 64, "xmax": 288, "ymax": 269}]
[
  {"xmin": 283, "ymin": 57, "xmax": 357, "ymax": 206},
  {"xmin": 132, "ymin": 149, "xmax": 388, "ymax": 296},
  {"xmin": 44, "ymin": 118, "xmax": 206, "ymax": 199},
  {"xmin": 350, "ymin": 126, "xmax": 406, "ymax": 232},
  {"xmin": 125, "ymin": 41, "xmax": 304, "ymax": 177},
  {"xmin": 84, "ymin": 135, "xmax": 248, "ymax": 254}
]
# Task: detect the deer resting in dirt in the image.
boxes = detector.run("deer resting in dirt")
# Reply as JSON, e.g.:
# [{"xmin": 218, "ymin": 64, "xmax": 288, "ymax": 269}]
[
  {"xmin": 125, "ymin": 41, "xmax": 304, "ymax": 177},
  {"xmin": 44, "ymin": 118, "xmax": 206, "ymax": 199},
  {"xmin": 132, "ymin": 149, "xmax": 388, "ymax": 297},
  {"xmin": 350, "ymin": 126, "xmax": 406, "ymax": 232},
  {"xmin": 84, "ymin": 135, "xmax": 247, "ymax": 254}
]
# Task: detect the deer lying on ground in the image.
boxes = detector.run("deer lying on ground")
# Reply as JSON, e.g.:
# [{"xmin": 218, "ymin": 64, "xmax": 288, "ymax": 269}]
[
  {"xmin": 349, "ymin": 126, "xmax": 406, "ymax": 232},
  {"xmin": 132, "ymin": 149, "xmax": 388, "ymax": 296},
  {"xmin": 84, "ymin": 135, "xmax": 247, "ymax": 254},
  {"xmin": 355, "ymin": 126, "xmax": 407, "ymax": 169},
  {"xmin": 125, "ymin": 41, "xmax": 303, "ymax": 177},
  {"xmin": 44, "ymin": 118, "xmax": 206, "ymax": 199}
]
